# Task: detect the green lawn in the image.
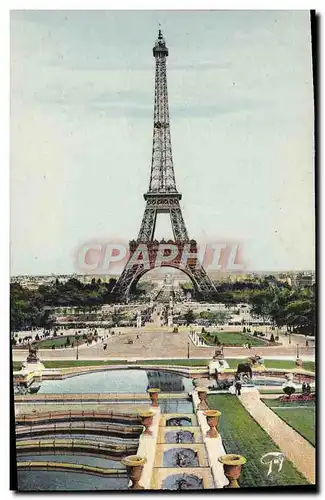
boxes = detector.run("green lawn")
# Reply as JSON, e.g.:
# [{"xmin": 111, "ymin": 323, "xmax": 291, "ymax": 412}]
[
  {"xmin": 11, "ymin": 358, "xmax": 315, "ymax": 372},
  {"xmin": 261, "ymin": 360, "xmax": 315, "ymax": 372},
  {"xmin": 208, "ymin": 394, "xmax": 309, "ymax": 486},
  {"xmin": 203, "ymin": 331, "xmax": 267, "ymax": 347},
  {"xmin": 259, "ymin": 388, "xmax": 303, "ymax": 395},
  {"xmin": 34, "ymin": 336, "xmax": 83, "ymax": 349},
  {"xmin": 262, "ymin": 399, "xmax": 315, "ymax": 408},
  {"xmin": 262, "ymin": 399, "xmax": 315, "ymax": 446},
  {"xmin": 226, "ymin": 359, "xmax": 314, "ymax": 372}
]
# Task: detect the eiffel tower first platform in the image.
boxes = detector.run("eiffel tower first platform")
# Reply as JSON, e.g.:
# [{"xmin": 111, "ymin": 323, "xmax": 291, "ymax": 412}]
[{"xmin": 112, "ymin": 30, "xmax": 216, "ymax": 301}]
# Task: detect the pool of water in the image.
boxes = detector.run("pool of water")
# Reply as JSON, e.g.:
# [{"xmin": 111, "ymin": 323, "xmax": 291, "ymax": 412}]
[
  {"xmin": 159, "ymin": 399, "xmax": 193, "ymax": 414},
  {"xmin": 163, "ymin": 448, "xmax": 199, "ymax": 468},
  {"xmin": 18, "ymin": 454, "xmax": 125, "ymax": 469},
  {"xmin": 17, "ymin": 470, "xmax": 128, "ymax": 491},
  {"xmin": 166, "ymin": 417, "xmax": 193, "ymax": 427},
  {"xmin": 252, "ymin": 378, "xmax": 284, "ymax": 386},
  {"xmin": 37, "ymin": 369, "xmax": 193, "ymax": 394},
  {"xmin": 162, "ymin": 473, "xmax": 203, "ymax": 490}
]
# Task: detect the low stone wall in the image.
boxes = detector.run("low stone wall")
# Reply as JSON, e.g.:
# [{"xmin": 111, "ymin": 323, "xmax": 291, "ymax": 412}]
[
  {"xmin": 16, "ymin": 421, "xmax": 143, "ymax": 439},
  {"xmin": 16, "ymin": 438, "xmax": 137, "ymax": 458},
  {"xmin": 134, "ymin": 407, "xmax": 161, "ymax": 489},
  {"xmin": 192, "ymin": 390, "xmax": 228, "ymax": 488},
  {"xmin": 16, "ymin": 409, "xmax": 142, "ymax": 426}
]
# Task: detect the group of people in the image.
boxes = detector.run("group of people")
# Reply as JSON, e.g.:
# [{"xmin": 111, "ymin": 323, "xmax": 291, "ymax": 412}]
[{"xmin": 302, "ymin": 381, "xmax": 312, "ymax": 395}]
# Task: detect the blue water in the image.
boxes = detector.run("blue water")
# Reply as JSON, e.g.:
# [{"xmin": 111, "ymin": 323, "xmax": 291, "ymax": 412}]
[
  {"xmin": 17, "ymin": 470, "xmax": 128, "ymax": 491},
  {"xmin": 252, "ymin": 378, "xmax": 284, "ymax": 386},
  {"xmin": 37, "ymin": 369, "xmax": 193, "ymax": 394},
  {"xmin": 159, "ymin": 399, "xmax": 193, "ymax": 414}
]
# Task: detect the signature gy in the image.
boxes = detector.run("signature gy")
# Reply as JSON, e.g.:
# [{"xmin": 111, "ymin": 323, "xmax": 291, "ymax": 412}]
[{"xmin": 261, "ymin": 452, "xmax": 285, "ymax": 476}]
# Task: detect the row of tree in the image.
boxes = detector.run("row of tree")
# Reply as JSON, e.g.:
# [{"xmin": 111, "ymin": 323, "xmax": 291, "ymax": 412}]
[
  {"xmin": 182, "ymin": 281, "xmax": 315, "ymax": 335},
  {"xmin": 10, "ymin": 276, "xmax": 315, "ymax": 335},
  {"xmin": 10, "ymin": 277, "xmax": 117, "ymax": 331},
  {"xmin": 249, "ymin": 285, "xmax": 315, "ymax": 335}
]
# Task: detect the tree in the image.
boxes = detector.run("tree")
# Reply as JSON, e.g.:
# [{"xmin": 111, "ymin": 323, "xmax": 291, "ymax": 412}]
[
  {"xmin": 249, "ymin": 290, "xmax": 274, "ymax": 324},
  {"xmin": 285, "ymin": 297, "xmax": 315, "ymax": 335},
  {"xmin": 184, "ymin": 309, "xmax": 196, "ymax": 325},
  {"xmin": 283, "ymin": 385, "xmax": 296, "ymax": 399},
  {"xmin": 111, "ymin": 309, "xmax": 124, "ymax": 326},
  {"xmin": 214, "ymin": 335, "xmax": 221, "ymax": 346}
]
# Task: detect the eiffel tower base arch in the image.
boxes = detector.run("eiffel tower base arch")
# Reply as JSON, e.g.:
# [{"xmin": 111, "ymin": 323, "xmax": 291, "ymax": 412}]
[{"xmin": 111, "ymin": 240, "xmax": 216, "ymax": 303}]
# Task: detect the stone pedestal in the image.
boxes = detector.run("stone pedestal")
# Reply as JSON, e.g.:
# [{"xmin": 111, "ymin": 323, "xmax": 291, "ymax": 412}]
[{"xmin": 21, "ymin": 361, "xmax": 45, "ymax": 374}]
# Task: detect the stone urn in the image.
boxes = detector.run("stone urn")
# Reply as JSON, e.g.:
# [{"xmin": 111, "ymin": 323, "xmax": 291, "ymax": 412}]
[
  {"xmin": 197, "ymin": 387, "xmax": 209, "ymax": 410},
  {"xmin": 121, "ymin": 455, "xmax": 147, "ymax": 490},
  {"xmin": 147, "ymin": 388, "xmax": 160, "ymax": 407},
  {"xmin": 296, "ymin": 358, "xmax": 303, "ymax": 368},
  {"xmin": 138, "ymin": 409, "xmax": 154, "ymax": 436},
  {"xmin": 203, "ymin": 409, "xmax": 221, "ymax": 438},
  {"xmin": 218, "ymin": 454, "xmax": 246, "ymax": 488}
]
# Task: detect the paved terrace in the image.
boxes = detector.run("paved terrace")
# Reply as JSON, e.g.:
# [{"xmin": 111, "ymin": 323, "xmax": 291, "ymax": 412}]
[{"xmin": 12, "ymin": 329, "xmax": 315, "ymax": 361}]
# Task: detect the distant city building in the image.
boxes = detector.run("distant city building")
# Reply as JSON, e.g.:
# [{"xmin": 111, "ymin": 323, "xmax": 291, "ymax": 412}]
[{"xmin": 292, "ymin": 272, "xmax": 315, "ymax": 288}]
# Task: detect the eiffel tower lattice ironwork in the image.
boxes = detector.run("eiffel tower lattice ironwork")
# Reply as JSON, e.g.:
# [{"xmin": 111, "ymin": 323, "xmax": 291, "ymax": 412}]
[{"xmin": 112, "ymin": 30, "xmax": 216, "ymax": 300}]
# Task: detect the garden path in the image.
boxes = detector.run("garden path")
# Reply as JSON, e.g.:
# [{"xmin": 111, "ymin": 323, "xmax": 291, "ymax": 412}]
[{"xmin": 239, "ymin": 390, "xmax": 315, "ymax": 484}]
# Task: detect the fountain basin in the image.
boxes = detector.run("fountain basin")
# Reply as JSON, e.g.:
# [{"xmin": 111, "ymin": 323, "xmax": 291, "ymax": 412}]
[
  {"xmin": 163, "ymin": 448, "xmax": 199, "ymax": 468},
  {"xmin": 164, "ymin": 430, "xmax": 195, "ymax": 444},
  {"xmin": 161, "ymin": 473, "xmax": 203, "ymax": 490}
]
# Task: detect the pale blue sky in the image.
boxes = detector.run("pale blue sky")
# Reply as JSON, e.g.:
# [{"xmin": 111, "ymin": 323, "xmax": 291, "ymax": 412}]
[{"xmin": 10, "ymin": 10, "xmax": 315, "ymax": 275}]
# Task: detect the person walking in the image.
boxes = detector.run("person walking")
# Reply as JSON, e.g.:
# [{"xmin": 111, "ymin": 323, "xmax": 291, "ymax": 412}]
[{"xmin": 235, "ymin": 380, "xmax": 242, "ymax": 396}]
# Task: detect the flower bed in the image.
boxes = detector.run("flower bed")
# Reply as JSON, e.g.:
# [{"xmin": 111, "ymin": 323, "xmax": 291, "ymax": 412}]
[{"xmin": 279, "ymin": 393, "xmax": 315, "ymax": 403}]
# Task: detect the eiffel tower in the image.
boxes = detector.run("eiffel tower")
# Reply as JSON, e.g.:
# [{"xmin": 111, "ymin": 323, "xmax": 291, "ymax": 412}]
[{"xmin": 112, "ymin": 30, "xmax": 216, "ymax": 301}]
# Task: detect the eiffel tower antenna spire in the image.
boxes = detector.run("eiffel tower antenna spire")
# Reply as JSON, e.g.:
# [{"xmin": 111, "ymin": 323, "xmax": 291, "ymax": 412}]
[{"xmin": 148, "ymin": 27, "xmax": 177, "ymax": 195}]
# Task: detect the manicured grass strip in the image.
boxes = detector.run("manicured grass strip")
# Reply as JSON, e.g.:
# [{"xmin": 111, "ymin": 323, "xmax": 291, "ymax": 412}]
[
  {"xmin": 35, "ymin": 337, "xmax": 86, "ymax": 348},
  {"xmin": 204, "ymin": 331, "xmax": 267, "ymax": 347},
  {"xmin": 139, "ymin": 359, "xmax": 208, "ymax": 366},
  {"xmin": 259, "ymin": 388, "xmax": 304, "ymax": 394},
  {"xmin": 12, "ymin": 358, "xmax": 315, "ymax": 371},
  {"xmin": 262, "ymin": 399, "xmax": 315, "ymax": 408},
  {"xmin": 261, "ymin": 399, "xmax": 315, "ymax": 446},
  {"xmin": 208, "ymin": 394, "xmax": 308, "ymax": 486},
  {"xmin": 262, "ymin": 360, "xmax": 315, "ymax": 371},
  {"xmin": 12, "ymin": 360, "xmax": 127, "ymax": 370}
]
